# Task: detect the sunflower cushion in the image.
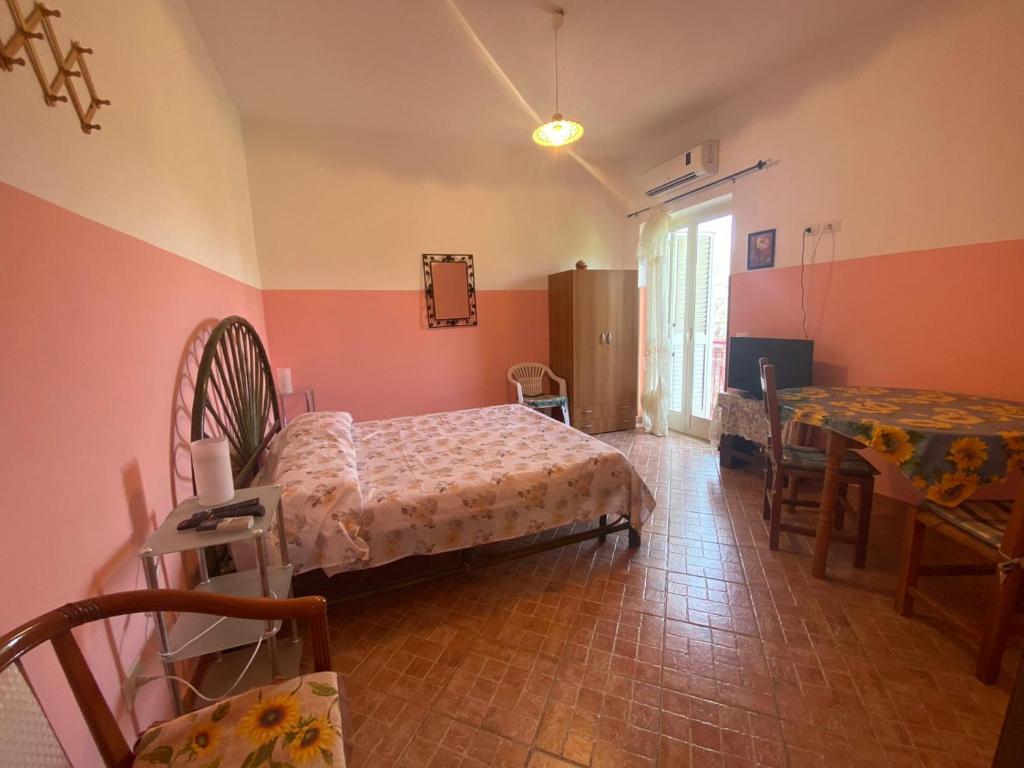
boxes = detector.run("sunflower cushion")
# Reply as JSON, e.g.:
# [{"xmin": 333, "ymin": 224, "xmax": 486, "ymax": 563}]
[{"xmin": 132, "ymin": 672, "xmax": 346, "ymax": 767}]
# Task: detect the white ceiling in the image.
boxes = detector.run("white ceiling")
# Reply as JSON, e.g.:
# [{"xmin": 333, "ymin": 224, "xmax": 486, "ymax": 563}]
[{"xmin": 187, "ymin": 0, "xmax": 919, "ymax": 178}]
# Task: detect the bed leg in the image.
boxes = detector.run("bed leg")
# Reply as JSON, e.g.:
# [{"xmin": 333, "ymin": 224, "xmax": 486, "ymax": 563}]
[
  {"xmin": 598, "ymin": 514, "xmax": 607, "ymax": 544},
  {"xmin": 628, "ymin": 527, "xmax": 641, "ymax": 549}
]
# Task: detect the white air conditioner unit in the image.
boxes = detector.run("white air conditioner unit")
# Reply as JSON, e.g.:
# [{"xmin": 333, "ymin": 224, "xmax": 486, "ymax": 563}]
[{"xmin": 642, "ymin": 140, "xmax": 719, "ymax": 198}]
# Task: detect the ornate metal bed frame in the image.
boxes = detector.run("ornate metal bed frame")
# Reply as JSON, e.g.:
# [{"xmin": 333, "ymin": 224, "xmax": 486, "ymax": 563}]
[{"xmin": 190, "ymin": 316, "xmax": 640, "ymax": 603}]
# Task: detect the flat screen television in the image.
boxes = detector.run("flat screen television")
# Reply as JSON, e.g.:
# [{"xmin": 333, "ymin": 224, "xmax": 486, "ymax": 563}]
[{"xmin": 727, "ymin": 337, "xmax": 814, "ymax": 397}]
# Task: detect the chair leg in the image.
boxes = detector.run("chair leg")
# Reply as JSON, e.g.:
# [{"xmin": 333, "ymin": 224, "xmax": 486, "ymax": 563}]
[
  {"xmin": 853, "ymin": 477, "xmax": 874, "ymax": 568},
  {"xmin": 976, "ymin": 566, "xmax": 1022, "ymax": 684},
  {"xmin": 561, "ymin": 403, "xmax": 571, "ymax": 425},
  {"xmin": 768, "ymin": 470, "xmax": 784, "ymax": 551},
  {"xmin": 894, "ymin": 506, "xmax": 925, "ymax": 617},
  {"xmin": 762, "ymin": 464, "xmax": 773, "ymax": 521},
  {"xmin": 834, "ymin": 482, "xmax": 848, "ymax": 530}
]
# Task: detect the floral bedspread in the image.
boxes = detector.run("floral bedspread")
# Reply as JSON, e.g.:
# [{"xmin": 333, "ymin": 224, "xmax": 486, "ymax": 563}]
[
  {"xmin": 779, "ymin": 386, "xmax": 1024, "ymax": 507},
  {"xmin": 254, "ymin": 411, "xmax": 367, "ymax": 574},
  {"xmin": 261, "ymin": 405, "xmax": 654, "ymax": 575}
]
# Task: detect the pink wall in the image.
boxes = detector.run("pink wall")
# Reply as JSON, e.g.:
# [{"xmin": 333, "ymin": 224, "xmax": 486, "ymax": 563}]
[
  {"xmin": 730, "ymin": 239, "xmax": 1024, "ymax": 398},
  {"xmin": 262, "ymin": 290, "xmax": 549, "ymax": 421},
  {"xmin": 0, "ymin": 182, "xmax": 266, "ymax": 765},
  {"xmin": 0, "ymin": 178, "xmax": 548, "ymax": 762},
  {"xmin": 729, "ymin": 238, "xmax": 1024, "ymax": 498}
]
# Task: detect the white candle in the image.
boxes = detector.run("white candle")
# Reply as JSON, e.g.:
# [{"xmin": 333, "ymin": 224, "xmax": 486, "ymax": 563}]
[
  {"xmin": 277, "ymin": 367, "xmax": 293, "ymax": 394},
  {"xmin": 191, "ymin": 436, "xmax": 234, "ymax": 506}
]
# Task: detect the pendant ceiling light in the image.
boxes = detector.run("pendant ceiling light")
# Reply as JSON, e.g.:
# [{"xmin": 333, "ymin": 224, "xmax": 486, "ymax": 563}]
[{"xmin": 532, "ymin": 9, "xmax": 583, "ymax": 148}]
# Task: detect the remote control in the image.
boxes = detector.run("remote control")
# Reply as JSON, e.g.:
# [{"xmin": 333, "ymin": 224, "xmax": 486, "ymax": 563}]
[
  {"xmin": 210, "ymin": 497, "xmax": 261, "ymax": 516},
  {"xmin": 197, "ymin": 515, "xmax": 255, "ymax": 533},
  {"xmin": 215, "ymin": 504, "xmax": 264, "ymax": 520},
  {"xmin": 177, "ymin": 500, "xmax": 265, "ymax": 530}
]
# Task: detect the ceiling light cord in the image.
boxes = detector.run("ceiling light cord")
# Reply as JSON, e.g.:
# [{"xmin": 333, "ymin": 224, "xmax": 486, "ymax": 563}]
[
  {"xmin": 554, "ymin": 24, "xmax": 559, "ymax": 114},
  {"xmin": 531, "ymin": 8, "xmax": 583, "ymax": 147},
  {"xmin": 552, "ymin": 10, "xmax": 564, "ymax": 115},
  {"xmin": 800, "ymin": 231, "xmax": 809, "ymax": 340}
]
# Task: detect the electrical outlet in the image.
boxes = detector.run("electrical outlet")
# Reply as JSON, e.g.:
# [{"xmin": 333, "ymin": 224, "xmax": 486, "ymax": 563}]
[
  {"xmin": 803, "ymin": 223, "xmax": 819, "ymax": 237},
  {"xmin": 823, "ymin": 218, "xmax": 842, "ymax": 233},
  {"xmin": 123, "ymin": 657, "xmax": 144, "ymax": 708}
]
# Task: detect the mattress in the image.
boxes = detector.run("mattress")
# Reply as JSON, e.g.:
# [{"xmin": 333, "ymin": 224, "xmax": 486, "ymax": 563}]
[{"xmin": 259, "ymin": 404, "xmax": 654, "ymax": 575}]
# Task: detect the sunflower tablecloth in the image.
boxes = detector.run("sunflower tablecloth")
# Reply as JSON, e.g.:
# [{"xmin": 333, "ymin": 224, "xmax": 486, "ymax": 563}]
[
  {"xmin": 777, "ymin": 386, "xmax": 1024, "ymax": 507},
  {"xmin": 132, "ymin": 672, "xmax": 346, "ymax": 767}
]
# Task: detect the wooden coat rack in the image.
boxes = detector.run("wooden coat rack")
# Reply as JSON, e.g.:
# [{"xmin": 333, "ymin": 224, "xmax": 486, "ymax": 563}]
[{"xmin": 1, "ymin": 0, "xmax": 107, "ymax": 133}]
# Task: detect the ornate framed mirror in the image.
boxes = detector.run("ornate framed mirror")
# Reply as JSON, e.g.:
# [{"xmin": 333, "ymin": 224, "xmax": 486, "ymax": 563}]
[{"xmin": 422, "ymin": 254, "xmax": 478, "ymax": 328}]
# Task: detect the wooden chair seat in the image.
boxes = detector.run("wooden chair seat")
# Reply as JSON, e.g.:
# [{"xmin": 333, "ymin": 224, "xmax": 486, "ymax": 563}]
[
  {"xmin": 0, "ymin": 590, "xmax": 338, "ymax": 767},
  {"xmin": 782, "ymin": 445, "xmax": 879, "ymax": 477},
  {"xmin": 920, "ymin": 498, "xmax": 1011, "ymax": 549},
  {"xmin": 895, "ymin": 488, "xmax": 1024, "ymax": 684}
]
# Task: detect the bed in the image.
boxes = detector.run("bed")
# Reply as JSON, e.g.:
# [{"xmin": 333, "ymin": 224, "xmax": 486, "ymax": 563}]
[{"xmin": 191, "ymin": 316, "xmax": 654, "ymax": 598}]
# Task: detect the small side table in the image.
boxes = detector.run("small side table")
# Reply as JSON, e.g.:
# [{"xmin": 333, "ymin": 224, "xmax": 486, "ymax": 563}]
[
  {"xmin": 278, "ymin": 387, "xmax": 316, "ymax": 425},
  {"xmin": 711, "ymin": 390, "xmax": 809, "ymax": 469},
  {"xmin": 140, "ymin": 485, "xmax": 297, "ymax": 715}
]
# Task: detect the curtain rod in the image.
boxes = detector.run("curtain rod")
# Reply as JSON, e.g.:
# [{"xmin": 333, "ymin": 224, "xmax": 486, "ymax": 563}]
[{"xmin": 626, "ymin": 159, "xmax": 767, "ymax": 218}]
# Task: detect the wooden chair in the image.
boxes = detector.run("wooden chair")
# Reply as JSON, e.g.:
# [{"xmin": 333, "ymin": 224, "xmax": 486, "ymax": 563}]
[
  {"xmin": 0, "ymin": 590, "xmax": 335, "ymax": 768},
  {"xmin": 894, "ymin": 482, "xmax": 1024, "ymax": 683},
  {"xmin": 993, "ymin": 651, "xmax": 1024, "ymax": 765},
  {"xmin": 507, "ymin": 362, "xmax": 570, "ymax": 424},
  {"xmin": 759, "ymin": 358, "xmax": 879, "ymax": 566}
]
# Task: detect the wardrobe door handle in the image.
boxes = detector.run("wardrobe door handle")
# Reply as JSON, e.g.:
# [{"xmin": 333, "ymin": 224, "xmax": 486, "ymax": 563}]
[
  {"xmin": 606, "ymin": 332, "xmax": 612, "ymax": 345},
  {"xmin": 598, "ymin": 333, "xmax": 607, "ymax": 345}
]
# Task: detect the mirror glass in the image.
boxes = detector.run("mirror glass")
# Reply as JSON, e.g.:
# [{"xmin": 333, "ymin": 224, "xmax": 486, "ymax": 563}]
[{"xmin": 432, "ymin": 262, "xmax": 470, "ymax": 320}]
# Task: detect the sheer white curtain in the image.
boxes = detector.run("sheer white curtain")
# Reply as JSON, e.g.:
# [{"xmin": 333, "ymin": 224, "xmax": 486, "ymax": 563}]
[{"xmin": 637, "ymin": 208, "xmax": 671, "ymax": 436}]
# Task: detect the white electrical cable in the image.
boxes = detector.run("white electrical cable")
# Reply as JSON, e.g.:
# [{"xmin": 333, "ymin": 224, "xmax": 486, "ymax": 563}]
[
  {"xmin": 155, "ymin": 614, "xmax": 229, "ymax": 659},
  {"xmin": 799, "ymin": 228, "xmax": 824, "ymax": 338},
  {"xmin": 799, "ymin": 231, "xmax": 810, "ymax": 339},
  {"xmin": 154, "ymin": 589, "xmax": 279, "ymax": 659},
  {"xmin": 800, "ymin": 223, "xmax": 839, "ymax": 340},
  {"xmin": 138, "ymin": 590, "xmax": 281, "ymax": 704},
  {"xmin": 139, "ymin": 630, "xmax": 271, "ymax": 703}
]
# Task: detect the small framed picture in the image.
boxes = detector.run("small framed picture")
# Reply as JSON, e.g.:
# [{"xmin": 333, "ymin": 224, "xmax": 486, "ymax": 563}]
[{"xmin": 747, "ymin": 229, "xmax": 776, "ymax": 270}]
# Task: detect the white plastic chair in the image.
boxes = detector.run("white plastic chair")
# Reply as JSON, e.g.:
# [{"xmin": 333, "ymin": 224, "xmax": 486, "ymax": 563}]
[{"xmin": 507, "ymin": 362, "xmax": 570, "ymax": 425}]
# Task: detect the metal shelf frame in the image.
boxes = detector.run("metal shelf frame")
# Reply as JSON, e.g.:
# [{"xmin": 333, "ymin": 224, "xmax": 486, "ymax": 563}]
[{"xmin": 139, "ymin": 485, "xmax": 296, "ymax": 715}]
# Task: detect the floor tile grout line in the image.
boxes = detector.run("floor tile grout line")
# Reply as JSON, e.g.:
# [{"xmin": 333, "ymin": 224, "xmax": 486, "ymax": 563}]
[{"xmin": 329, "ymin": 432, "xmax": 1012, "ymax": 767}]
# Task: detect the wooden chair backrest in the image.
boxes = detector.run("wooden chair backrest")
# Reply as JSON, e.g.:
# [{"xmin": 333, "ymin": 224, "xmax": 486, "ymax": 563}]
[
  {"xmin": 759, "ymin": 357, "xmax": 784, "ymax": 468},
  {"xmin": 0, "ymin": 590, "xmax": 332, "ymax": 768}
]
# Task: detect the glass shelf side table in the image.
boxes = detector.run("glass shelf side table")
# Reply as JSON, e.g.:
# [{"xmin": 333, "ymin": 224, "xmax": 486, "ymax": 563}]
[{"xmin": 139, "ymin": 485, "xmax": 297, "ymax": 715}]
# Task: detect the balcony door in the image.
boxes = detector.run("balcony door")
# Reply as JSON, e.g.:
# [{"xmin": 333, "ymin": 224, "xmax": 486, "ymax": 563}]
[{"xmin": 667, "ymin": 208, "xmax": 732, "ymax": 438}]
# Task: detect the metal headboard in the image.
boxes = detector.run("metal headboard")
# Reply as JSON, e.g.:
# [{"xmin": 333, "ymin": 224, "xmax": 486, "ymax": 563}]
[{"xmin": 190, "ymin": 316, "xmax": 281, "ymax": 488}]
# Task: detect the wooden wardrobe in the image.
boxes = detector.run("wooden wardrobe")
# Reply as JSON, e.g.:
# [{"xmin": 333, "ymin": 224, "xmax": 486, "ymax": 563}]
[{"xmin": 549, "ymin": 269, "xmax": 639, "ymax": 434}]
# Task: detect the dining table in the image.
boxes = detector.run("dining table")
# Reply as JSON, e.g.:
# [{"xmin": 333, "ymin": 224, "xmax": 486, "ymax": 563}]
[{"xmin": 777, "ymin": 385, "xmax": 1024, "ymax": 578}]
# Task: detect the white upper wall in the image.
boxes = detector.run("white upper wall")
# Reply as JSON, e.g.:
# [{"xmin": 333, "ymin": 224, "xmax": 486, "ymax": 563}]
[
  {"xmin": 622, "ymin": 0, "xmax": 1024, "ymax": 273},
  {"xmin": 0, "ymin": 0, "xmax": 261, "ymax": 286},
  {"xmin": 246, "ymin": 120, "xmax": 627, "ymax": 291}
]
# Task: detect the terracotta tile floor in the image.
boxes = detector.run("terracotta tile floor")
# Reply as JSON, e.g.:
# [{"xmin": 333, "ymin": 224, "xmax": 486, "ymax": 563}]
[{"xmin": 325, "ymin": 431, "xmax": 1017, "ymax": 767}]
